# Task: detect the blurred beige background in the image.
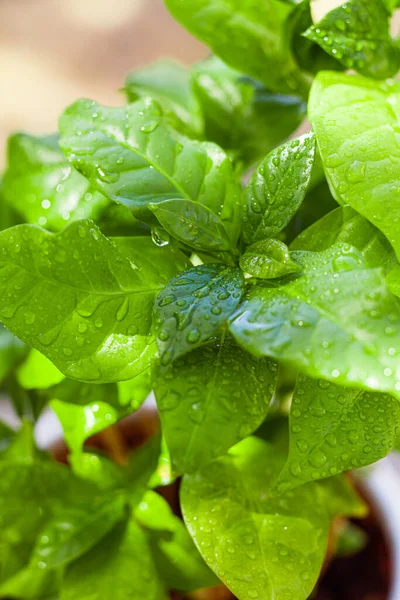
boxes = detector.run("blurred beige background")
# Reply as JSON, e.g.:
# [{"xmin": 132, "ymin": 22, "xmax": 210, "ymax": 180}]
[{"xmin": 0, "ymin": 0, "xmax": 207, "ymax": 164}]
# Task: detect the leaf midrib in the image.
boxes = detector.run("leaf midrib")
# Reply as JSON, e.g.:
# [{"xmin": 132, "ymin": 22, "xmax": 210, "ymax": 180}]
[
  {"xmin": 83, "ymin": 111, "xmax": 196, "ymax": 204},
  {"xmin": 0, "ymin": 260, "xmax": 164, "ymax": 298}
]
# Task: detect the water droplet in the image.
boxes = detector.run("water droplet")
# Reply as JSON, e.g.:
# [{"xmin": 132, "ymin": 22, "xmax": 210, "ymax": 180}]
[
  {"xmin": 309, "ymin": 449, "xmax": 327, "ymax": 468},
  {"xmin": 140, "ymin": 118, "xmax": 161, "ymax": 134},
  {"xmin": 116, "ymin": 298, "xmax": 129, "ymax": 322},
  {"xmin": 187, "ymin": 329, "xmax": 200, "ymax": 344},
  {"xmin": 346, "ymin": 161, "xmax": 366, "ymax": 184},
  {"xmin": 159, "ymin": 390, "xmax": 181, "ymax": 411},
  {"xmin": 24, "ymin": 312, "xmax": 36, "ymax": 325},
  {"xmin": 151, "ymin": 227, "xmax": 170, "ymax": 247},
  {"xmin": 333, "ymin": 254, "xmax": 359, "ymax": 272},
  {"xmin": 158, "ymin": 330, "xmax": 169, "ymax": 341}
]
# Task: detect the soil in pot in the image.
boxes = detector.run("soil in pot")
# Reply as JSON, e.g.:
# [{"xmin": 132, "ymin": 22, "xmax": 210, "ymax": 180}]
[{"xmin": 51, "ymin": 411, "xmax": 392, "ymax": 600}]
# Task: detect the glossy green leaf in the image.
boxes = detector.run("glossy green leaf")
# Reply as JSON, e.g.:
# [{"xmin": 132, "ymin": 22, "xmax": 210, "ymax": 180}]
[
  {"xmin": 286, "ymin": 0, "xmax": 345, "ymax": 75},
  {"xmin": 0, "ymin": 565, "xmax": 62, "ymax": 599},
  {"xmin": 240, "ymin": 239, "xmax": 301, "ymax": 279},
  {"xmin": 0, "ymin": 323, "xmax": 26, "ymax": 385},
  {"xmin": 191, "ymin": 56, "xmax": 306, "ymax": 169},
  {"xmin": 149, "ymin": 436, "xmax": 176, "ymax": 489},
  {"xmin": 0, "ymin": 177, "xmax": 21, "ymax": 232},
  {"xmin": 69, "ymin": 432, "xmax": 160, "ymax": 501},
  {"xmin": 6, "ymin": 376, "xmax": 48, "ymax": 422},
  {"xmin": 153, "ymin": 336, "xmax": 278, "ymax": 473},
  {"xmin": 154, "ymin": 264, "xmax": 244, "ymax": 366},
  {"xmin": 1, "ymin": 421, "xmax": 36, "ymax": 463},
  {"xmin": 0, "ymin": 421, "xmax": 15, "ymax": 455},
  {"xmin": 291, "ymin": 205, "xmax": 397, "ymax": 273},
  {"xmin": 283, "ymin": 156, "xmax": 339, "ymax": 245},
  {"xmin": 165, "ymin": 0, "xmax": 311, "ymax": 97},
  {"xmin": 2, "ymin": 133, "xmax": 108, "ymax": 231},
  {"xmin": 149, "ymin": 198, "xmax": 233, "ymax": 253},
  {"xmin": 117, "ymin": 369, "xmax": 152, "ymax": 410},
  {"xmin": 309, "ymin": 72, "xmax": 400, "ymax": 259},
  {"xmin": 305, "ymin": 0, "xmax": 400, "ymax": 79},
  {"xmin": 136, "ymin": 491, "xmax": 219, "ymax": 592},
  {"xmin": 30, "ymin": 494, "xmax": 127, "ymax": 569},
  {"xmin": 69, "ymin": 451, "xmax": 126, "ymax": 490},
  {"xmin": 181, "ymin": 435, "xmax": 361, "ymax": 600},
  {"xmin": 95, "ymin": 202, "xmax": 149, "ymax": 237},
  {"xmin": 387, "ymin": 263, "xmax": 400, "ymax": 297},
  {"xmin": 49, "ymin": 380, "xmax": 120, "ymax": 454},
  {"xmin": 17, "ymin": 349, "xmax": 64, "ymax": 390},
  {"xmin": 230, "ymin": 243, "xmax": 400, "ymax": 399},
  {"xmin": 125, "ymin": 60, "xmax": 203, "ymax": 137},
  {"xmin": 0, "ymin": 458, "xmax": 98, "ymax": 591},
  {"xmin": 243, "ymin": 132, "xmax": 315, "ymax": 244},
  {"xmin": 60, "ymin": 520, "xmax": 164, "ymax": 600},
  {"xmin": 0, "ymin": 222, "xmax": 188, "ymax": 382},
  {"xmin": 273, "ymin": 374, "xmax": 400, "ymax": 493},
  {"xmin": 59, "ymin": 98, "xmax": 242, "ymax": 244}
]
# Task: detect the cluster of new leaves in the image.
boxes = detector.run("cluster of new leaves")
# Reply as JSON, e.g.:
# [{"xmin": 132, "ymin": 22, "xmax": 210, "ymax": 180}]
[{"xmin": 1, "ymin": 0, "xmax": 400, "ymax": 599}]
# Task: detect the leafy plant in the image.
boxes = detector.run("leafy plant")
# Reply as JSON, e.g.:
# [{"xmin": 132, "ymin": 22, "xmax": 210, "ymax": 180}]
[{"xmin": 1, "ymin": 0, "xmax": 400, "ymax": 598}]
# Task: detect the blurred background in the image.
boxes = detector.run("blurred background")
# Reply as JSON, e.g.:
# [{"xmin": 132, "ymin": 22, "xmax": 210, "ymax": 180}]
[{"xmin": 0, "ymin": 0, "xmax": 207, "ymax": 164}]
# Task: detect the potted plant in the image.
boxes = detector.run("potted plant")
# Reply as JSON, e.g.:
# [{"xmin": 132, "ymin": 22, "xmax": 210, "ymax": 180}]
[{"xmin": 1, "ymin": 0, "xmax": 400, "ymax": 598}]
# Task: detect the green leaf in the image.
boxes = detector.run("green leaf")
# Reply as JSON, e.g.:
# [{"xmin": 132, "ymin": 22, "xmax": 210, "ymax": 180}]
[
  {"xmin": 149, "ymin": 436, "xmax": 176, "ymax": 489},
  {"xmin": 0, "ymin": 458, "xmax": 98, "ymax": 590},
  {"xmin": 17, "ymin": 349, "xmax": 65, "ymax": 390},
  {"xmin": 136, "ymin": 491, "xmax": 219, "ymax": 592},
  {"xmin": 0, "ymin": 222, "xmax": 187, "ymax": 382},
  {"xmin": 0, "ymin": 420, "xmax": 15, "ymax": 455},
  {"xmin": 0, "ymin": 177, "xmax": 21, "ymax": 232},
  {"xmin": 1, "ymin": 421, "xmax": 36, "ymax": 463},
  {"xmin": 191, "ymin": 56, "xmax": 306, "ymax": 169},
  {"xmin": 240, "ymin": 239, "xmax": 301, "ymax": 279},
  {"xmin": 95, "ymin": 202, "xmax": 150, "ymax": 237},
  {"xmin": 273, "ymin": 374, "xmax": 400, "ymax": 493},
  {"xmin": 309, "ymin": 72, "xmax": 400, "ymax": 259},
  {"xmin": 149, "ymin": 198, "xmax": 233, "ymax": 253},
  {"xmin": 154, "ymin": 264, "xmax": 245, "ymax": 366},
  {"xmin": 125, "ymin": 60, "xmax": 203, "ymax": 137},
  {"xmin": 387, "ymin": 263, "xmax": 400, "ymax": 297},
  {"xmin": 49, "ymin": 380, "xmax": 120, "ymax": 455},
  {"xmin": 59, "ymin": 98, "xmax": 242, "ymax": 244},
  {"xmin": 285, "ymin": 0, "xmax": 345, "ymax": 75},
  {"xmin": 0, "ymin": 565, "xmax": 62, "ymax": 599},
  {"xmin": 2, "ymin": 133, "xmax": 108, "ymax": 231},
  {"xmin": 230, "ymin": 243, "xmax": 400, "ymax": 400},
  {"xmin": 165, "ymin": 0, "xmax": 311, "ymax": 97},
  {"xmin": 181, "ymin": 435, "xmax": 360, "ymax": 600},
  {"xmin": 153, "ymin": 336, "xmax": 278, "ymax": 473},
  {"xmin": 30, "ymin": 494, "xmax": 128, "ymax": 569},
  {"xmin": 283, "ymin": 157, "xmax": 339, "ymax": 245},
  {"xmin": 7, "ymin": 377, "xmax": 48, "ymax": 422},
  {"xmin": 60, "ymin": 520, "xmax": 164, "ymax": 600},
  {"xmin": 0, "ymin": 323, "xmax": 26, "ymax": 385},
  {"xmin": 318, "ymin": 474, "xmax": 367, "ymax": 519},
  {"xmin": 72, "ymin": 432, "xmax": 161, "ymax": 507},
  {"xmin": 117, "ymin": 368, "xmax": 152, "ymax": 410},
  {"xmin": 305, "ymin": 0, "xmax": 400, "ymax": 79},
  {"xmin": 291, "ymin": 205, "xmax": 397, "ymax": 273},
  {"xmin": 243, "ymin": 132, "xmax": 316, "ymax": 244},
  {"xmin": 336, "ymin": 522, "xmax": 368, "ymax": 557}
]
